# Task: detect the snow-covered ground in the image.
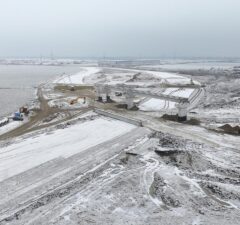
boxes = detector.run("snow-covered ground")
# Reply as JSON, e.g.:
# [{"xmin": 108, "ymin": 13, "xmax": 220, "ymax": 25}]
[
  {"xmin": 48, "ymin": 97, "xmax": 89, "ymax": 109},
  {"xmin": 113, "ymin": 68, "xmax": 193, "ymax": 85},
  {"xmin": 54, "ymin": 66, "xmax": 195, "ymax": 87},
  {"xmin": 148, "ymin": 70, "xmax": 193, "ymax": 85},
  {"xmin": 139, "ymin": 98, "xmax": 177, "ymax": 112},
  {"xmin": 138, "ymin": 60, "xmax": 240, "ymax": 71},
  {"xmin": 1, "ymin": 116, "xmax": 239, "ymax": 225},
  {"xmin": 0, "ymin": 61, "xmax": 239, "ymax": 225},
  {"xmin": 54, "ymin": 67, "xmax": 100, "ymax": 84},
  {"xmin": 0, "ymin": 121, "xmax": 23, "ymax": 135},
  {"xmin": 0, "ymin": 116, "xmax": 136, "ymax": 182},
  {"xmin": 163, "ymin": 88, "xmax": 194, "ymax": 98}
]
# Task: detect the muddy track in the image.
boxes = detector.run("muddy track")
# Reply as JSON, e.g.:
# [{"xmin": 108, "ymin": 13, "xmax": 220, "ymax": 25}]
[{"xmin": 0, "ymin": 87, "xmax": 92, "ymax": 141}]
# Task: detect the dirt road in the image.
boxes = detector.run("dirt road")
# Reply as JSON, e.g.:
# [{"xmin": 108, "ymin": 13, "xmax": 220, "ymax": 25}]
[{"xmin": 0, "ymin": 87, "xmax": 94, "ymax": 141}]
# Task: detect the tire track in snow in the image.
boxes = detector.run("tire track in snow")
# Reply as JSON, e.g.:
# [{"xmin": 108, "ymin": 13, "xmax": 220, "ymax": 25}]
[{"xmin": 140, "ymin": 156, "xmax": 162, "ymax": 207}]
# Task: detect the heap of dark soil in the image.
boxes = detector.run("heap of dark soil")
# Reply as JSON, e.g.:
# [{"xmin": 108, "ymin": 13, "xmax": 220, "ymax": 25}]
[
  {"xmin": 116, "ymin": 104, "xmax": 128, "ymax": 109},
  {"xmin": 115, "ymin": 104, "xmax": 139, "ymax": 110},
  {"xmin": 129, "ymin": 105, "xmax": 139, "ymax": 111},
  {"xmin": 219, "ymin": 124, "xmax": 240, "ymax": 135},
  {"xmin": 162, "ymin": 114, "xmax": 178, "ymax": 121},
  {"xmin": 161, "ymin": 114, "xmax": 200, "ymax": 125},
  {"xmin": 185, "ymin": 118, "xmax": 200, "ymax": 125}
]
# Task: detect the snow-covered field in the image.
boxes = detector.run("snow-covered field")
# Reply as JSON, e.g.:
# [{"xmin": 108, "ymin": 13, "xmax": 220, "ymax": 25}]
[
  {"xmin": 1, "ymin": 114, "xmax": 239, "ymax": 225},
  {"xmin": 163, "ymin": 88, "xmax": 194, "ymax": 98},
  {"xmin": 0, "ymin": 116, "xmax": 136, "ymax": 182},
  {"xmin": 54, "ymin": 66, "xmax": 194, "ymax": 87},
  {"xmin": 0, "ymin": 61, "xmax": 239, "ymax": 225},
  {"xmin": 48, "ymin": 97, "xmax": 89, "ymax": 109},
  {"xmin": 139, "ymin": 98, "xmax": 176, "ymax": 112},
  {"xmin": 54, "ymin": 67, "xmax": 100, "ymax": 84},
  {"xmin": 148, "ymin": 70, "xmax": 193, "ymax": 85},
  {"xmin": 138, "ymin": 88, "xmax": 196, "ymax": 112},
  {"xmin": 138, "ymin": 60, "xmax": 240, "ymax": 71},
  {"xmin": 0, "ymin": 121, "xmax": 23, "ymax": 135}
]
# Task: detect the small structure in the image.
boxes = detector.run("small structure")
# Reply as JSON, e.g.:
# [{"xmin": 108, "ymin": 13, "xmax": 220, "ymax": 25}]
[
  {"xmin": 176, "ymin": 102, "xmax": 189, "ymax": 121},
  {"xmin": 190, "ymin": 78, "xmax": 194, "ymax": 85},
  {"xmin": 95, "ymin": 84, "xmax": 112, "ymax": 102},
  {"xmin": 125, "ymin": 91, "xmax": 136, "ymax": 109}
]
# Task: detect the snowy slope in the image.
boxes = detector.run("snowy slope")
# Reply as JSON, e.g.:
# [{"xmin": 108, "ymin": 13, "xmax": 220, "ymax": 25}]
[
  {"xmin": 139, "ymin": 99, "xmax": 176, "ymax": 111},
  {"xmin": 0, "ymin": 117, "xmax": 136, "ymax": 182},
  {"xmin": 0, "ymin": 121, "xmax": 24, "ymax": 135},
  {"xmin": 163, "ymin": 88, "xmax": 194, "ymax": 98},
  {"xmin": 120, "ymin": 68, "xmax": 194, "ymax": 85},
  {"xmin": 54, "ymin": 67, "xmax": 100, "ymax": 84}
]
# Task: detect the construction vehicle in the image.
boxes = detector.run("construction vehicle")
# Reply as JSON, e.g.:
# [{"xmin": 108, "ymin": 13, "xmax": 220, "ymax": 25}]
[
  {"xmin": 19, "ymin": 106, "xmax": 29, "ymax": 115},
  {"xmin": 13, "ymin": 112, "xmax": 24, "ymax": 121}
]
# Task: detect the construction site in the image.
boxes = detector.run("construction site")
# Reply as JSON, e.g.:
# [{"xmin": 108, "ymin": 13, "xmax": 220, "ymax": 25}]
[{"xmin": 0, "ymin": 64, "xmax": 239, "ymax": 225}]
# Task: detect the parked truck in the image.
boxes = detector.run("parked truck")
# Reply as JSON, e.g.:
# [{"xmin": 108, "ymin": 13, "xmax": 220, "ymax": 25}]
[{"xmin": 13, "ymin": 112, "xmax": 24, "ymax": 121}]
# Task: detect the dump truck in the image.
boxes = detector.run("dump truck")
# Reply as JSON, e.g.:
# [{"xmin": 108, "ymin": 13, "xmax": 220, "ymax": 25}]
[{"xmin": 13, "ymin": 112, "xmax": 24, "ymax": 121}]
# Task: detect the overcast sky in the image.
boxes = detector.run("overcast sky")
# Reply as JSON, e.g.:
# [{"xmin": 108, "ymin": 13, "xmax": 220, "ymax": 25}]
[{"xmin": 0, "ymin": 0, "xmax": 239, "ymax": 58}]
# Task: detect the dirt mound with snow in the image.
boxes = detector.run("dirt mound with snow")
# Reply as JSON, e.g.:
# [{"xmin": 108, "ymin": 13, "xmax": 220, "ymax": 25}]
[{"xmin": 219, "ymin": 124, "xmax": 240, "ymax": 135}]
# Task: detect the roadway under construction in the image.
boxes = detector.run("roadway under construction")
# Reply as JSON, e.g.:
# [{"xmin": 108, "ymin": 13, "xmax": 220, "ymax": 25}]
[{"xmin": 94, "ymin": 83, "xmax": 205, "ymax": 121}]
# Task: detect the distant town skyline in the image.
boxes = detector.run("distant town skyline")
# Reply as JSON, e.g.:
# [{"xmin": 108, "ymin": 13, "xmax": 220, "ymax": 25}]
[{"xmin": 0, "ymin": 0, "xmax": 240, "ymax": 58}]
